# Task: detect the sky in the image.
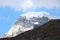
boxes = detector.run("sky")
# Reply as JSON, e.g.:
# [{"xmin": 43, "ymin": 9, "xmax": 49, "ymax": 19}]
[{"xmin": 0, "ymin": 0, "xmax": 60, "ymax": 35}]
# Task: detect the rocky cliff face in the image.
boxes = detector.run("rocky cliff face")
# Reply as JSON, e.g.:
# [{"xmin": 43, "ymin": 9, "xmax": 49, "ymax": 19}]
[{"xmin": 0, "ymin": 19, "xmax": 60, "ymax": 40}]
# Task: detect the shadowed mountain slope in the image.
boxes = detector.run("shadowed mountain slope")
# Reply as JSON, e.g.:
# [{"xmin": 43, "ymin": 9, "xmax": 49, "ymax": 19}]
[{"xmin": 0, "ymin": 19, "xmax": 60, "ymax": 40}]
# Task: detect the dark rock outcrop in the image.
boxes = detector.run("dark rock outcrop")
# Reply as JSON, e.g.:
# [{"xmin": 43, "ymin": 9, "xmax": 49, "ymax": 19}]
[{"xmin": 0, "ymin": 19, "xmax": 60, "ymax": 40}]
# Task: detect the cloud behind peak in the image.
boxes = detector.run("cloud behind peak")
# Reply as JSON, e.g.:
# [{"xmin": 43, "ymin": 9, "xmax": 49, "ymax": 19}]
[{"xmin": 0, "ymin": 0, "xmax": 60, "ymax": 11}]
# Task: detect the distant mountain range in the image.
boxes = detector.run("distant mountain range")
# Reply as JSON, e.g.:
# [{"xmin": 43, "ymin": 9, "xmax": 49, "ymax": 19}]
[{"xmin": 0, "ymin": 19, "xmax": 60, "ymax": 40}]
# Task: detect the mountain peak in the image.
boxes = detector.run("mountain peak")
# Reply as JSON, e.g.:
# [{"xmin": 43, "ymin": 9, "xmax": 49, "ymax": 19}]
[
  {"xmin": 0, "ymin": 11, "xmax": 59, "ymax": 38},
  {"xmin": 21, "ymin": 11, "xmax": 57, "ymax": 19}
]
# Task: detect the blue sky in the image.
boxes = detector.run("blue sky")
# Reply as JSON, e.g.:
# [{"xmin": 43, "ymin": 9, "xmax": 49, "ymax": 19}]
[
  {"xmin": 0, "ymin": 0, "xmax": 60, "ymax": 35},
  {"xmin": 0, "ymin": 7, "xmax": 23, "ymax": 35}
]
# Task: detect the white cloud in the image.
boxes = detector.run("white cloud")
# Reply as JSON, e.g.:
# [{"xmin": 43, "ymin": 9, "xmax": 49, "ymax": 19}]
[
  {"xmin": 32, "ymin": 0, "xmax": 60, "ymax": 8},
  {"xmin": 0, "ymin": 0, "xmax": 60, "ymax": 11}
]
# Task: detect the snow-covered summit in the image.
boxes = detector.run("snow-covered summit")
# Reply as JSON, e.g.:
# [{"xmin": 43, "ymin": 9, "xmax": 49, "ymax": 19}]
[
  {"xmin": 21, "ymin": 11, "xmax": 57, "ymax": 19},
  {"xmin": 1, "ymin": 11, "xmax": 59, "ymax": 38}
]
